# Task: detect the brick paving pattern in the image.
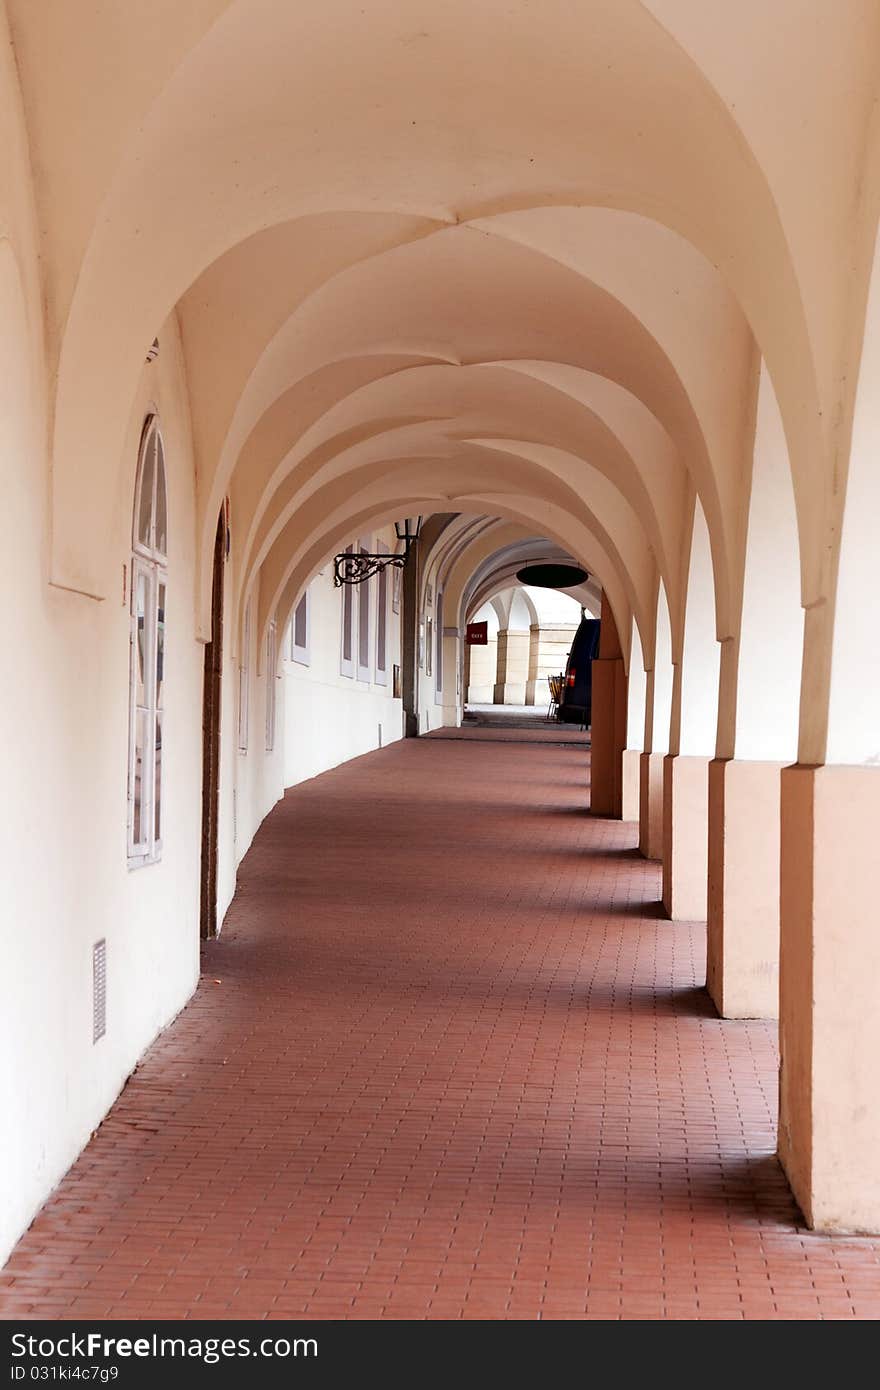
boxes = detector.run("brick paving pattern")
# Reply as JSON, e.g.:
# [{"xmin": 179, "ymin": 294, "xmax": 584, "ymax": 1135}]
[{"xmin": 3, "ymin": 729, "xmax": 880, "ymax": 1320}]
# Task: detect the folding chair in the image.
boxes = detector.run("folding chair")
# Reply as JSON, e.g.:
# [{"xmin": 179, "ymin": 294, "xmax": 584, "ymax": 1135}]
[{"xmin": 547, "ymin": 673, "xmax": 563, "ymax": 721}]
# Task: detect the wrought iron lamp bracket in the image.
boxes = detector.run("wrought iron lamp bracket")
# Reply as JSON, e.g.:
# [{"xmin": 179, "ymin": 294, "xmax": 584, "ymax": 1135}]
[{"xmin": 333, "ymin": 549, "xmax": 409, "ymax": 587}]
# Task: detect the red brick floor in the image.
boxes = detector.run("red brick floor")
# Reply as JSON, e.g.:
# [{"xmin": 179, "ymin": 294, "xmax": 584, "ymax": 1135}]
[{"xmin": 3, "ymin": 729, "xmax": 880, "ymax": 1320}]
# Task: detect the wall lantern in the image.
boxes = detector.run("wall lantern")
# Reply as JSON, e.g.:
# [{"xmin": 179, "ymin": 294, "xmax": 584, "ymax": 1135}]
[{"xmin": 333, "ymin": 516, "xmax": 423, "ymax": 587}]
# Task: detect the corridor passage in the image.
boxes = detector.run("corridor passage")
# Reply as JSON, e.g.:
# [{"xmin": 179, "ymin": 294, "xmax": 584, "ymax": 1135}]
[{"xmin": 3, "ymin": 731, "xmax": 880, "ymax": 1321}]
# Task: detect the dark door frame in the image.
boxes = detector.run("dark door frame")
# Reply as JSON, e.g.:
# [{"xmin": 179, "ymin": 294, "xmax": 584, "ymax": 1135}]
[{"xmin": 200, "ymin": 510, "xmax": 225, "ymax": 939}]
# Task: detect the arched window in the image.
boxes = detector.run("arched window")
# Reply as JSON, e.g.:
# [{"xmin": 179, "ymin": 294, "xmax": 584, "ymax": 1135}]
[
  {"xmin": 375, "ymin": 550, "xmax": 389, "ymax": 685},
  {"xmin": 340, "ymin": 547, "xmax": 354, "ymax": 677},
  {"xmin": 290, "ymin": 587, "xmax": 310, "ymax": 665},
  {"xmin": 435, "ymin": 588, "xmax": 444, "ymax": 695},
  {"xmin": 238, "ymin": 598, "xmax": 251, "ymax": 753},
  {"xmin": 356, "ymin": 536, "xmax": 371, "ymax": 682},
  {"xmin": 128, "ymin": 416, "xmax": 167, "ymax": 866}
]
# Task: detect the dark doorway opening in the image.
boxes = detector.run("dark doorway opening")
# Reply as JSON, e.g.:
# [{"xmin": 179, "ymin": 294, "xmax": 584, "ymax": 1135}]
[{"xmin": 200, "ymin": 510, "xmax": 225, "ymax": 939}]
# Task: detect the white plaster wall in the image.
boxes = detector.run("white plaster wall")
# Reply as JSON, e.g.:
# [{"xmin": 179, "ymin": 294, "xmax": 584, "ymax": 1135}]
[
  {"xmin": 0, "ymin": 296, "xmax": 205, "ymax": 1262},
  {"xmin": 627, "ymin": 624, "xmax": 647, "ymax": 752},
  {"xmin": 282, "ymin": 544, "xmax": 404, "ymax": 786},
  {"xmin": 676, "ymin": 499, "xmax": 721, "ymax": 756},
  {"xmin": 219, "ymin": 567, "xmax": 288, "ymax": 921},
  {"xmin": 736, "ymin": 363, "xmax": 802, "ymax": 762},
  {"xmin": 647, "ymin": 586, "xmax": 674, "ymax": 754}
]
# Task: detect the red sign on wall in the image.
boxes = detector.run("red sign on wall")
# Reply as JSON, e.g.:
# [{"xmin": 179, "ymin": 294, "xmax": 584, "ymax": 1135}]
[{"xmin": 466, "ymin": 621, "xmax": 488, "ymax": 646}]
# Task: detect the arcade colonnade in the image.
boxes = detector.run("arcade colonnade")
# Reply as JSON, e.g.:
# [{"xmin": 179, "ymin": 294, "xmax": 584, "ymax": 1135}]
[
  {"xmin": 1, "ymin": 0, "xmax": 880, "ymax": 1263},
  {"xmin": 464, "ymin": 583, "xmax": 587, "ymax": 709}
]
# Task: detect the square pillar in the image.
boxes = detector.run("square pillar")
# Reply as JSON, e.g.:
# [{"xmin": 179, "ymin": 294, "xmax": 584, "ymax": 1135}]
[
  {"xmin": 622, "ymin": 749, "xmax": 641, "ymax": 823},
  {"xmin": 707, "ymin": 758, "xmax": 782, "ymax": 1018},
  {"xmin": 493, "ymin": 629, "xmax": 529, "ymax": 705},
  {"xmin": 639, "ymin": 751, "xmax": 664, "ymax": 859},
  {"xmin": 590, "ymin": 656, "xmax": 627, "ymax": 817},
  {"xmin": 525, "ymin": 625, "xmax": 542, "ymax": 705},
  {"xmin": 662, "ymin": 754, "xmax": 709, "ymax": 920},
  {"xmin": 779, "ymin": 764, "xmax": 880, "ymax": 1232}
]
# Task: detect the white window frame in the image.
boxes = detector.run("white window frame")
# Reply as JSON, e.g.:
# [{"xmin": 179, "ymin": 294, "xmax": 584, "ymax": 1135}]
[
  {"xmin": 238, "ymin": 598, "xmax": 251, "ymax": 753},
  {"xmin": 127, "ymin": 415, "xmax": 167, "ymax": 868},
  {"xmin": 290, "ymin": 587, "xmax": 310, "ymax": 666},
  {"xmin": 357, "ymin": 537, "xmax": 372, "ymax": 683},
  {"xmin": 375, "ymin": 544, "xmax": 389, "ymax": 686},
  {"xmin": 265, "ymin": 619, "xmax": 277, "ymax": 752},
  {"xmin": 340, "ymin": 546, "xmax": 355, "ymax": 678},
  {"xmin": 435, "ymin": 588, "xmax": 444, "ymax": 696}
]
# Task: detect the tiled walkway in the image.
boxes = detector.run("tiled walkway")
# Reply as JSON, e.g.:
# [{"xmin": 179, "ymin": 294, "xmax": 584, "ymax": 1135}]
[{"xmin": 3, "ymin": 729, "xmax": 880, "ymax": 1320}]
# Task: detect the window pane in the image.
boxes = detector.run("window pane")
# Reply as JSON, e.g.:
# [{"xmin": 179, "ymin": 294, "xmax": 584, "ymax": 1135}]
[
  {"xmin": 156, "ymin": 580, "xmax": 165, "ymax": 709},
  {"xmin": 135, "ymin": 569, "xmax": 148, "ymax": 706},
  {"xmin": 377, "ymin": 566, "xmax": 387, "ymax": 672},
  {"xmin": 342, "ymin": 550, "xmax": 353, "ymax": 662},
  {"xmin": 294, "ymin": 593, "xmax": 307, "ymax": 649},
  {"xmin": 154, "ymin": 434, "xmax": 168, "ymax": 556},
  {"xmin": 358, "ymin": 549, "xmax": 370, "ymax": 673},
  {"xmin": 136, "ymin": 431, "xmax": 155, "ymax": 549},
  {"xmin": 266, "ymin": 625, "xmax": 276, "ymax": 752},
  {"xmin": 128, "ymin": 416, "xmax": 169, "ymax": 863},
  {"xmin": 132, "ymin": 706, "xmax": 148, "ymax": 847},
  {"xmin": 154, "ymin": 709, "xmax": 163, "ymax": 843},
  {"xmin": 238, "ymin": 665, "xmax": 248, "ymax": 751}
]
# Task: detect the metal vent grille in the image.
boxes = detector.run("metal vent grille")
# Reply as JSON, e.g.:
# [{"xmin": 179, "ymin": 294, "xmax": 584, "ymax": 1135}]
[{"xmin": 92, "ymin": 939, "xmax": 107, "ymax": 1043}]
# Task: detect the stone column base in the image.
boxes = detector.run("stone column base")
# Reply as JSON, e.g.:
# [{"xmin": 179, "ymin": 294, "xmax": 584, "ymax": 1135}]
[
  {"xmin": 639, "ymin": 751, "xmax": 665, "ymax": 859},
  {"xmin": 662, "ymin": 755, "xmax": 709, "ymax": 921},
  {"xmin": 779, "ymin": 763, "xmax": 880, "ymax": 1233},
  {"xmin": 493, "ymin": 681, "xmax": 527, "ymax": 704},
  {"xmin": 707, "ymin": 758, "xmax": 782, "ymax": 1018}
]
